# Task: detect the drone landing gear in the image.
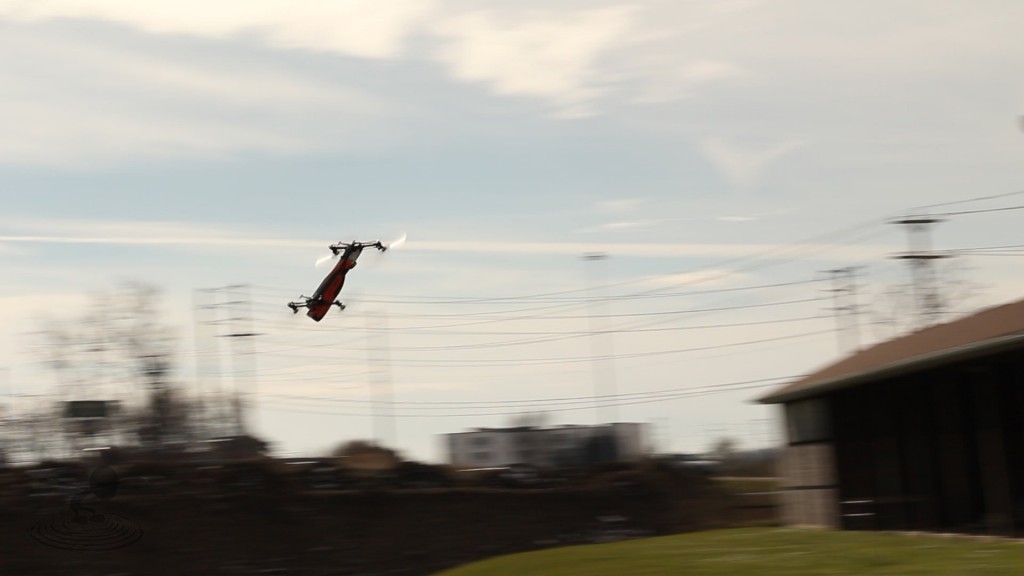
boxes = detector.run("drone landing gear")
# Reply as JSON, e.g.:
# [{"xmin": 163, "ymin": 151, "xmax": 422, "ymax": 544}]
[{"xmin": 287, "ymin": 299, "xmax": 345, "ymax": 314}]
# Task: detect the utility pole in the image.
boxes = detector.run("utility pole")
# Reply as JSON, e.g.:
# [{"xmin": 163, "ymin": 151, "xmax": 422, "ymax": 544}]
[
  {"xmin": 822, "ymin": 267, "xmax": 863, "ymax": 354},
  {"xmin": 583, "ymin": 252, "xmax": 618, "ymax": 425},
  {"xmin": 891, "ymin": 216, "xmax": 950, "ymax": 329}
]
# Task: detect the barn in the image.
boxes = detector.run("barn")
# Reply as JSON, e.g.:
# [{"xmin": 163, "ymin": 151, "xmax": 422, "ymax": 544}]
[{"xmin": 759, "ymin": 299, "xmax": 1024, "ymax": 535}]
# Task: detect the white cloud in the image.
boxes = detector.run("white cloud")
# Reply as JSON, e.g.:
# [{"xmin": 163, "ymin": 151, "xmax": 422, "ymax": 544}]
[
  {"xmin": 576, "ymin": 220, "xmax": 658, "ymax": 234},
  {"xmin": 680, "ymin": 60, "xmax": 746, "ymax": 84},
  {"xmin": 633, "ymin": 59, "xmax": 749, "ymax": 104},
  {"xmin": 0, "ymin": 217, "xmax": 890, "ymax": 262},
  {"xmin": 0, "ymin": 1, "xmax": 650, "ymax": 120},
  {"xmin": 596, "ymin": 198, "xmax": 646, "ymax": 213},
  {"xmin": 0, "ymin": 0, "xmax": 436, "ymax": 60},
  {"xmin": 0, "ymin": 25, "xmax": 395, "ymax": 166},
  {"xmin": 0, "ymin": 218, "xmax": 318, "ymax": 251},
  {"xmin": 604, "ymin": 221, "xmax": 648, "ymax": 230},
  {"xmin": 699, "ymin": 136, "xmax": 807, "ymax": 191},
  {"xmin": 637, "ymin": 269, "xmax": 747, "ymax": 288},
  {"xmin": 409, "ymin": 240, "xmax": 885, "ymax": 262},
  {"xmin": 432, "ymin": 6, "xmax": 637, "ymax": 117},
  {"xmin": 0, "ymin": 1, "xmax": 763, "ymax": 121}
]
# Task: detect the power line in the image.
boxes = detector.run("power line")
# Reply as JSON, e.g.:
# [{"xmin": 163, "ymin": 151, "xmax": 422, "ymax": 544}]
[
  {"xmin": 248, "ymin": 290, "xmax": 824, "ymax": 336},
  {"xmin": 256, "ymin": 314, "xmax": 827, "ymax": 354},
  {"xmin": 912, "ymin": 189, "xmax": 1024, "ymax": 211},
  {"xmin": 258, "ymin": 218, "xmax": 888, "ymax": 306},
  {"xmin": 957, "ymin": 252, "xmax": 1024, "ymax": 257},
  {"xmin": 265, "ymin": 375, "xmax": 798, "ymax": 408},
  {"xmin": 260, "ymin": 295, "xmax": 823, "ymax": 324},
  {"xmin": 250, "ymin": 278, "xmax": 821, "ymax": 305},
  {"xmin": 932, "ymin": 205, "xmax": 1024, "ymax": 217},
  {"xmin": 248, "ymin": 296, "xmax": 825, "ymax": 359},
  {"xmin": 257, "ymin": 328, "xmax": 831, "ymax": 368},
  {"xmin": 260, "ymin": 377, "xmax": 796, "ymax": 418},
  {"xmin": 950, "ymin": 243, "xmax": 1024, "ymax": 252}
]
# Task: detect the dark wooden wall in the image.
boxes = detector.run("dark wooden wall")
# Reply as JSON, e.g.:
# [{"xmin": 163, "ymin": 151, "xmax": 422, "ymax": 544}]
[{"xmin": 826, "ymin": 348, "xmax": 1024, "ymax": 535}]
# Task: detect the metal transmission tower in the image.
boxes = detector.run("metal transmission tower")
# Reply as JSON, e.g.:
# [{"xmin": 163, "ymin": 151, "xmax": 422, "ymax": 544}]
[
  {"xmin": 222, "ymin": 285, "xmax": 260, "ymax": 436},
  {"xmin": 821, "ymin": 267, "xmax": 863, "ymax": 354},
  {"xmin": 193, "ymin": 288, "xmax": 231, "ymax": 438},
  {"xmin": 891, "ymin": 216, "xmax": 951, "ymax": 329},
  {"xmin": 365, "ymin": 309, "xmax": 396, "ymax": 448},
  {"xmin": 191, "ymin": 289, "xmax": 216, "ymax": 440},
  {"xmin": 194, "ymin": 285, "xmax": 260, "ymax": 438},
  {"xmin": 583, "ymin": 252, "xmax": 618, "ymax": 425}
]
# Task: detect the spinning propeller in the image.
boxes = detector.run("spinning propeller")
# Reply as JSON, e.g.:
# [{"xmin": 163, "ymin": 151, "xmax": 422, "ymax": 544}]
[
  {"xmin": 314, "ymin": 232, "xmax": 407, "ymax": 268},
  {"xmin": 314, "ymin": 251, "xmax": 336, "ymax": 268}
]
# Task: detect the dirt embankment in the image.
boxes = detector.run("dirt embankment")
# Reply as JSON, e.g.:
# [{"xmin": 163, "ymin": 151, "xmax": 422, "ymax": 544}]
[{"xmin": 0, "ymin": 463, "xmax": 737, "ymax": 575}]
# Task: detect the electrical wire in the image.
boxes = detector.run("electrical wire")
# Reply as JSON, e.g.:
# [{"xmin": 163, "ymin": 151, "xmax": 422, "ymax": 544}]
[
  {"xmin": 251, "ymin": 278, "xmax": 821, "ymax": 305},
  {"xmin": 255, "ymin": 216, "xmax": 889, "ymax": 305},
  {"xmin": 261, "ymin": 379, "xmax": 790, "ymax": 418},
  {"xmin": 252, "ymin": 327, "xmax": 831, "ymax": 367},
  {"xmin": 260, "ymin": 314, "xmax": 828, "ymax": 354},
  {"xmin": 932, "ymin": 205, "xmax": 1024, "ymax": 217},
  {"xmin": 262, "ymin": 375, "xmax": 797, "ymax": 408},
  {"xmin": 912, "ymin": 189, "xmax": 1024, "ymax": 211}
]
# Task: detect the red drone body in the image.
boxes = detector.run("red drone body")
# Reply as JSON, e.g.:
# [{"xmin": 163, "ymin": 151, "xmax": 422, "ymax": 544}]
[{"xmin": 288, "ymin": 240, "xmax": 387, "ymax": 321}]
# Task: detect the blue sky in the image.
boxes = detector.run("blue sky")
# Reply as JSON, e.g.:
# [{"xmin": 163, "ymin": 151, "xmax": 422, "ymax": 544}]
[{"xmin": 2, "ymin": 0, "xmax": 1024, "ymax": 462}]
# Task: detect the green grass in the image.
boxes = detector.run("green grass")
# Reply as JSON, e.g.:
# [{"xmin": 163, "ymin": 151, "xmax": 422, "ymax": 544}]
[{"xmin": 435, "ymin": 528, "xmax": 1024, "ymax": 576}]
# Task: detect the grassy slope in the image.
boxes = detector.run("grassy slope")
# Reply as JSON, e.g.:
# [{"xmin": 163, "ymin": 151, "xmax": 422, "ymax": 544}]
[{"xmin": 436, "ymin": 528, "xmax": 1024, "ymax": 576}]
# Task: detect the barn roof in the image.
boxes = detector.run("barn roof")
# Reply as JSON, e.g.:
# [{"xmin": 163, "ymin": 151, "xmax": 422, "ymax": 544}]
[{"xmin": 759, "ymin": 298, "xmax": 1024, "ymax": 404}]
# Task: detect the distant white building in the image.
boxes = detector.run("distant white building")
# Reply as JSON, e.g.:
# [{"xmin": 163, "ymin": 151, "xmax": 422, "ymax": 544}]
[{"xmin": 444, "ymin": 422, "xmax": 649, "ymax": 468}]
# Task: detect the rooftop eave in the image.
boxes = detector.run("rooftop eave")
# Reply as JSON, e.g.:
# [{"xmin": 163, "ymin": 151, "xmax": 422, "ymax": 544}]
[{"xmin": 758, "ymin": 331, "xmax": 1024, "ymax": 404}]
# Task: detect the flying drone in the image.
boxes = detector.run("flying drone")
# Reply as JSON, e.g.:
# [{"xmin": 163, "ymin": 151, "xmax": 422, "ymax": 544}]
[{"xmin": 288, "ymin": 235, "xmax": 404, "ymax": 321}]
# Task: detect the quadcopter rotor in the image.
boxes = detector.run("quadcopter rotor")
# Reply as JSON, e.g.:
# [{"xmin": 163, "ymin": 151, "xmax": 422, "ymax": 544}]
[
  {"xmin": 314, "ymin": 252, "xmax": 336, "ymax": 268},
  {"xmin": 313, "ymin": 233, "xmax": 406, "ymax": 268},
  {"xmin": 383, "ymin": 232, "xmax": 407, "ymax": 251}
]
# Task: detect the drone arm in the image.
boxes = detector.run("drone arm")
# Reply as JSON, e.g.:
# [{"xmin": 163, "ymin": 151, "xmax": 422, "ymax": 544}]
[{"xmin": 328, "ymin": 240, "xmax": 387, "ymax": 253}]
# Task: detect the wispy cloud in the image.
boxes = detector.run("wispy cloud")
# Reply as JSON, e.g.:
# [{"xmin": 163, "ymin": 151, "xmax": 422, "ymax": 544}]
[
  {"xmin": 576, "ymin": 220, "xmax": 659, "ymax": 234},
  {"xmin": 0, "ymin": 0, "xmax": 437, "ymax": 60},
  {"xmin": 596, "ymin": 198, "xmax": 647, "ymax": 213},
  {"xmin": 0, "ymin": 25, "xmax": 396, "ymax": 166},
  {"xmin": 0, "ymin": 218, "xmax": 318, "ymax": 250},
  {"xmin": 637, "ymin": 269, "xmax": 749, "ymax": 288},
  {"xmin": 432, "ymin": 6, "xmax": 638, "ymax": 118},
  {"xmin": 409, "ymin": 240, "xmax": 885, "ymax": 262},
  {"xmin": 0, "ymin": 219, "xmax": 888, "ymax": 262},
  {"xmin": 699, "ymin": 136, "xmax": 807, "ymax": 191},
  {"xmin": 633, "ymin": 59, "xmax": 749, "ymax": 104}
]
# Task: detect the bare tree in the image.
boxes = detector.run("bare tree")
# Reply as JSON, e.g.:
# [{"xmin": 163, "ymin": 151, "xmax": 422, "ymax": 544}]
[
  {"xmin": 331, "ymin": 440, "xmax": 401, "ymax": 470},
  {"xmin": 709, "ymin": 437, "xmax": 739, "ymax": 461},
  {"xmin": 36, "ymin": 283, "xmax": 195, "ymax": 451}
]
